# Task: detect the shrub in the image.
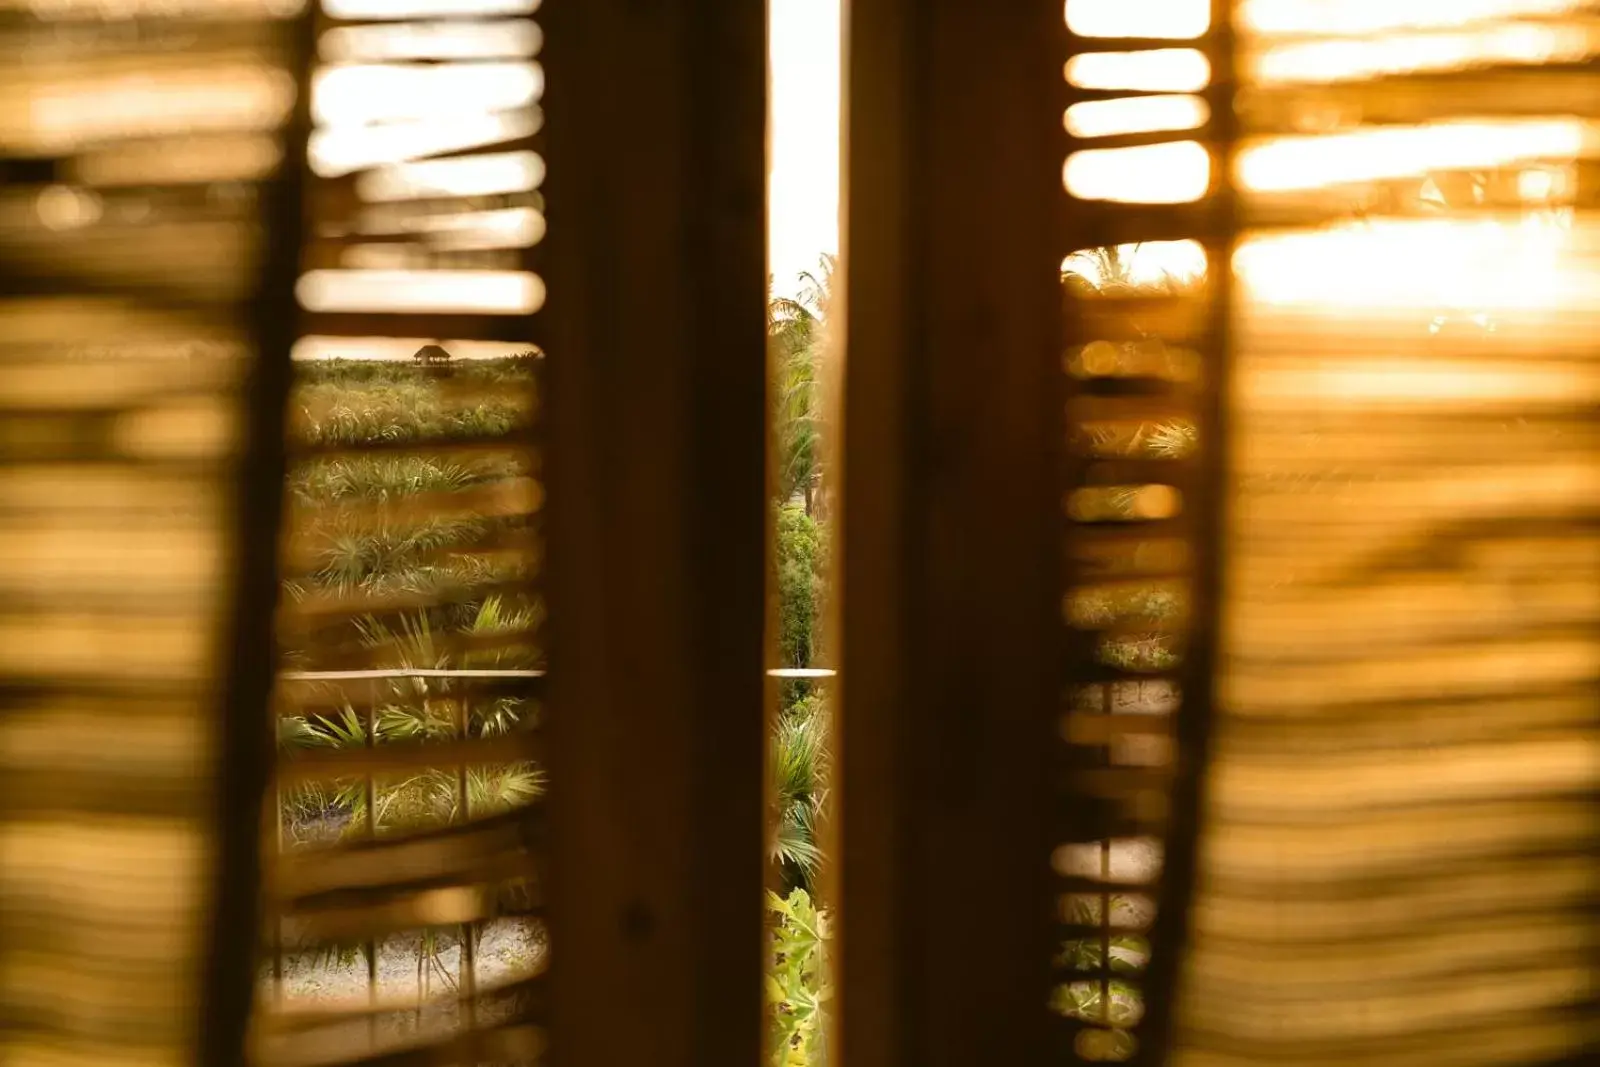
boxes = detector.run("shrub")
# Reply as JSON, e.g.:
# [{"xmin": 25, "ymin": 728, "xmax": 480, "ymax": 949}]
[
  {"xmin": 767, "ymin": 888, "xmax": 831, "ymax": 1067},
  {"xmin": 770, "ymin": 694, "xmax": 829, "ymax": 892},
  {"xmin": 775, "ymin": 503, "xmax": 827, "ymax": 688}
]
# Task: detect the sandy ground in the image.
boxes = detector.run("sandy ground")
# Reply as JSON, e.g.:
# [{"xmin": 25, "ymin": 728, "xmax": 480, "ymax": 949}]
[
  {"xmin": 266, "ymin": 919, "xmax": 546, "ymax": 1005},
  {"xmin": 260, "ymin": 918, "xmax": 548, "ymax": 1051},
  {"xmin": 267, "ymin": 812, "xmax": 546, "ymax": 1041}
]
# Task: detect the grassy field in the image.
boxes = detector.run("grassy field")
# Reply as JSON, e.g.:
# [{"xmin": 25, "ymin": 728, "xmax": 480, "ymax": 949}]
[{"xmin": 278, "ymin": 356, "xmax": 544, "ymax": 840}]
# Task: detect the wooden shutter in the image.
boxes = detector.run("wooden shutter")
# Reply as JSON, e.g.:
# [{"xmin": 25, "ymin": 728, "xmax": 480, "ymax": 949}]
[
  {"xmin": 837, "ymin": 4, "xmax": 1065, "ymax": 1067},
  {"xmin": 257, "ymin": 2, "xmax": 550, "ymax": 1063},
  {"xmin": 0, "ymin": 3, "xmax": 312, "ymax": 1067},
  {"xmin": 259, "ymin": 2, "xmax": 771, "ymax": 1067},
  {"xmin": 540, "ymin": 4, "xmax": 769, "ymax": 1066},
  {"xmin": 1056, "ymin": 2, "xmax": 1236, "ymax": 1064},
  {"xmin": 3, "ymin": 3, "xmax": 768, "ymax": 1065},
  {"xmin": 1061, "ymin": 2, "xmax": 1600, "ymax": 1066},
  {"xmin": 1175, "ymin": 4, "xmax": 1600, "ymax": 1066}
]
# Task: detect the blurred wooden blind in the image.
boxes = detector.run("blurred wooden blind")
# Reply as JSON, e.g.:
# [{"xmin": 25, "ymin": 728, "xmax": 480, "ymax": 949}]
[
  {"xmin": 1, "ymin": 1, "xmax": 769, "ymax": 1064},
  {"xmin": 1065, "ymin": 1, "xmax": 1600, "ymax": 1066},
  {"xmin": 261, "ymin": 2, "xmax": 773, "ymax": 1067},
  {"xmin": 0, "ymin": 2, "xmax": 311, "ymax": 1067},
  {"xmin": 1183, "ymin": 2, "xmax": 1600, "ymax": 1065},
  {"xmin": 1057, "ymin": 0, "xmax": 1234, "ymax": 1062},
  {"xmin": 257, "ymin": 2, "xmax": 547, "ymax": 1066}
]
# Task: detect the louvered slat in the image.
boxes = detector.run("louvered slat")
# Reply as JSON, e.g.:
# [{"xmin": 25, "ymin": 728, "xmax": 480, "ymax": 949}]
[
  {"xmin": 1171, "ymin": 4, "xmax": 1600, "ymax": 1066},
  {"xmin": 259, "ymin": 3, "xmax": 546, "ymax": 1065},
  {"xmin": 1061, "ymin": 3, "xmax": 1600, "ymax": 1066},
  {"xmin": 0, "ymin": 3, "xmax": 312, "ymax": 1067},
  {"xmin": 1058, "ymin": 2, "xmax": 1235, "ymax": 1062}
]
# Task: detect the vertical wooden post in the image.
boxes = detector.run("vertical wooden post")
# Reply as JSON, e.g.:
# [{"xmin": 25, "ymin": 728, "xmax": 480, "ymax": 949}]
[
  {"xmin": 837, "ymin": 3, "xmax": 1064, "ymax": 1066},
  {"xmin": 541, "ymin": 2, "xmax": 768, "ymax": 1066},
  {"xmin": 198, "ymin": 7, "xmax": 316, "ymax": 1066}
]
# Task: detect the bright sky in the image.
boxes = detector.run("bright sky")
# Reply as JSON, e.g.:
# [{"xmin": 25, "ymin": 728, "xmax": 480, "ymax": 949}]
[{"xmin": 767, "ymin": 0, "xmax": 841, "ymax": 299}]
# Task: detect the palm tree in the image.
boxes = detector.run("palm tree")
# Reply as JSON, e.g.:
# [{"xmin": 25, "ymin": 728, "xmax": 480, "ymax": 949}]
[
  {"xmin": 278, "ymin": 595, "xmax": 544, "ymax": 840},
  {"xmin": 770, "ymin": 694, "xmax": 829, "ymax": 893},
  {"xmin": 769, "ymin": 254, "xmax": 835, "ymax": 514},
  {"xmin": 1062, "ymin": 241, "xmax": 1190, "ymax": 300}
]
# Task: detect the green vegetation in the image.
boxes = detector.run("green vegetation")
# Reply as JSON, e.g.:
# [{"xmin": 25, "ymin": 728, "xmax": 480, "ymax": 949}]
[
  {"xmin": 277, "ymin": 356, "xmax": 544, "ymax": 846},
  {"xmin": 769, "ymin": 255, "xmax": 833, "ymax": 514},
  {"xmin": 769, "ymin": 691, "xmax": 829, "ymax": 891},
  {"xmin": 277, "ymin": 335, "xmax": 837, "ymax": 1053},
  {"xmin": 766, "ymin": 888, "xmax": 832, "ymax": 1067},
  {"xmin": 767, "ymin": 259, "xmax": 835, "ymax": 1062}
]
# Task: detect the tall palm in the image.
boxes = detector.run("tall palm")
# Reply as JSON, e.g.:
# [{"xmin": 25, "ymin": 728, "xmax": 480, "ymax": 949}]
[{"xmin": 769, "ymin": 254, "xmax": 835, "ymax": 513}]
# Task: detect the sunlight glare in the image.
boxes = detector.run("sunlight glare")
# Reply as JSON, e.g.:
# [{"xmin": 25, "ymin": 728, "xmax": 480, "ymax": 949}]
[
  {"xmin": 1519, "ymin": 168, "xmax": 1558, "ymax": 202},
  {"xmin": 1067, "ymin": 95, "xmax": 1208, "ymax": 139},
  {"xmin": 358, "ymin": 151, "xmax": 543, "ymax": 201},
  {"xmin": 313, "ymin": 62, "xmax": 542, "ymax": 127},
  {"xmin": 34, "ymin": 185, "xmax": 101, "ymax": 232},
  {"xmin": 309, "ymin": 110, "xmax": 540, "ymax": 177},
  {"xmin": 1234, "ymin": 216, "xmax": 1583, "ymax": 312},
  {"xmin": 296, "ymin": 269, "xmax": 545, "ymax": 314},
  {"xmin": 1066, "ymin": 141, "xmax": 1210, "ymax": 203},
  {"xmin": 1066, "ymin": 0, "xmax": 1210, "ymax": 39},
  {"xmin": 1237, "ymin": 355, "xmax": 1600, "ymax": 411},
  {"xmin": 320, "ymin": 20, "xmax": 541, "ymax": 62},
  {"xmin": 1238, "ymin": 120, "xmax": 1586, "ymax": 193},
  {"xmin": 322, "ymin": 0, "xmax": 538, "ymax": 18},
  {"xmin": 1238, "ymin": 0, "xmax": 1584, "ymax": 36},
  {"xmin": 386, "ymin": 207, "xmax": 545, "ymax": 250},
  {"xmin": 1064, "ymin": 240, "xmax": 1208, "ymax": 288},
  {"xmin": 1066, "ymin": 49, "xmax": 1211, "ymax": 92},
  {"xmin": 768, "ymin": 0, "xmax": 841, "ymax": 296},
  {"xmin": 1249, "ymin": 23, "xmax": 1593, "ymax": 84}
]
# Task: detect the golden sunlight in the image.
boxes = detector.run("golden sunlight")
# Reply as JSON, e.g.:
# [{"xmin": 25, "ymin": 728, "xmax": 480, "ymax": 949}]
[
  {"xmin": 1064, "ymin": 240, "xmax": 1208, "ymax": 287},
  {"xmin": 321, "ymin": 0, "xmax": 537, "ymax": 17},
  {"xmin": 1238, "ymin": 121, "xmax": 1587, "ymax": 193},
  {"xmin": 312, "ymin": 62, "xmax": 542, "ymax": 127},
  {"xmin": 357, "ymin": 152, "xmax": 543, "ymax": 201},
  {"xmin": 309, "ymin": 111, "xmax": 539, "ymax": 178},
  {"xmin": 1066, "ymin": 49, "xmax": 1212, "ymax": 93},
  {"xmin": 1062, "ymin": 0, "xmax": 1595, "ymax": 315},
  {"xmin": 319, "ymin": 19, "xmax": 541, "ymax": 62},
  {"xmin": 296, "ymin": 268, "xmax": 544, "ymax": 314},
  {"xmin": 1233, "ymin": 214, "xmax": 1586, "ymax": 313},
  {"xmin": 1066, "ymin": 95, "xmax": 1209, "ymax": 139},
  {"xmin": 1066, "ymin": 0, "xmax": 1210, "ymax": 40},
  {"xmin": 1248, "ymin": 22, "xmax": 1594, "ymax": 84},
  {"xmin": 1236, "ymin": 0, "xmax": 1585, "ymax": 36},
  {"xmin": 1065, "ymin": 141, "xmax": 1211, "ymax": 203}
]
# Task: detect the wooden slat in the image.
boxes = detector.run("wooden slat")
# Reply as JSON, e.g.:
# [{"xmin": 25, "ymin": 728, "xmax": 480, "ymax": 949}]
[
  {"xmin": 540, "ymin": 2, "xmax": 767, "ymax": 1065},
  {"xmin": 198, "ymin": 6, "xmax": 318, "ymax": 1065},
  {"xmin": 1170, "ymin": 5, "xmax": 1600, "ymax": 1067},
  {"xmin": 276, "ymin": 731, "xmax": 542, "ymax": 785},
  {"xmin": 840, "ymin": 4, "xmax": 1063, "ymax": 1067}
]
